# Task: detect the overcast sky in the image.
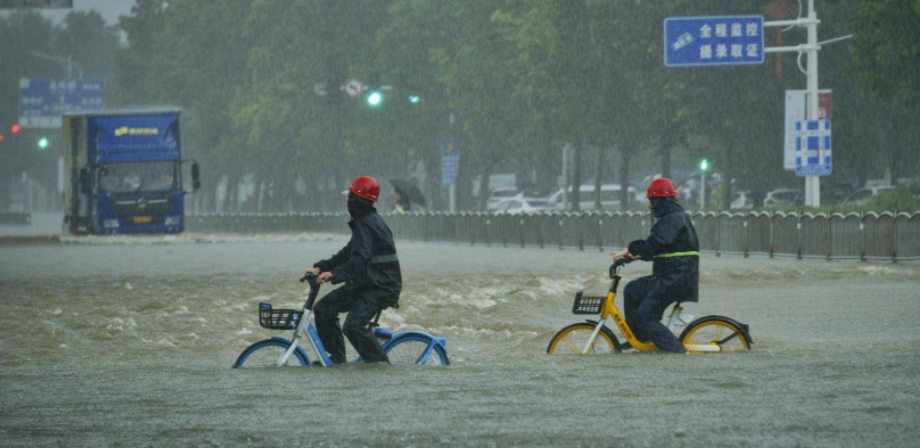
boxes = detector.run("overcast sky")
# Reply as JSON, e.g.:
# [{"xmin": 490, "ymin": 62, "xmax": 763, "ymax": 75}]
[{"xmin": 39, "ymin": 0, "xmax": 136, "ymax": 26}]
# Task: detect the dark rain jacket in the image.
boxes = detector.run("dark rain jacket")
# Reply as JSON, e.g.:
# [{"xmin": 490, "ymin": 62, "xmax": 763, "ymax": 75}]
[
  {"xmin": 314, "ymin": 207, "xmax": 402, "ymax": 307},
  {"xmin": 627, "ymin": 199, "xmax": 700, "ymax": 303}
]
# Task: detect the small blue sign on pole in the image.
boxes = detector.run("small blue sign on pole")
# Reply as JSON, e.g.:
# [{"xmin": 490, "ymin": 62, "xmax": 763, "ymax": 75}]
[
  {"xmin": 441, "ymin": 140, "xmax": 460, "ymax": 186},
  {"xmin": 795, "ymin": 119, "xmax": 832, "ymax": 177},
  {"xmin": 664, "ymin": 16, "xmax": 765, "ymax": 67},
  {"xmin": 19, "ymin": 78, "xmax": 106, "ymax": 128}
]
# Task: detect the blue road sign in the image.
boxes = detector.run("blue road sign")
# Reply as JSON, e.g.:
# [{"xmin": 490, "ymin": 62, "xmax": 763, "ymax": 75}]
[
  {"xmin": 664, "ymin": 16, "xmax": 764, "ymax": 67},
  {"xmin": 441, "ymin": 140, "xmax": 460, "ymax": 186},
  {"xmin": 795, "ymin": 120, "xmax": 832, "ymax": 177},
  {"xmin": 19, "ymin": 78, "xmax": 105, "ymax": 128}
]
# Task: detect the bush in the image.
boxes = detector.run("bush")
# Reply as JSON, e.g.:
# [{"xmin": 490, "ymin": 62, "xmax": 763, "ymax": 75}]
[
  {"xmin": 764, "ymin": 187, "xmax": 920, "ymax": 214},
  {"xmin": 867, "ymin": 189, "xmax": 920, "ymax": 212}
]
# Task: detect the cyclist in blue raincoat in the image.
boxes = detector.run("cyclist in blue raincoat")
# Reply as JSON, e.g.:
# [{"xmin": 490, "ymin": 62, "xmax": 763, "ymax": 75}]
[
  {"xmin": 611, "ymin": 178, "xmax": 699, "ymax": 353},
  {"xmin": 306, "ymin": 176, "xmax": 401, "ymax": 364}
]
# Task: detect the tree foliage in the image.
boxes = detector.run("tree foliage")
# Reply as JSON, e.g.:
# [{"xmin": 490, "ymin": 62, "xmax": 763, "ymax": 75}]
[
  {"xmin": 838, "ymin": 0, "xmax": 920, "ymax": 107},
  {"xmin": 4, "ymin": 1, "xmax": 916, "ymax": 213}
]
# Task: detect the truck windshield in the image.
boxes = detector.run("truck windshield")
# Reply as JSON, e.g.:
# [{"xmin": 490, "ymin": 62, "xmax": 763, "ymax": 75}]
[{"xmin": 99, "ymin": 162, "xmax": 176, "ymax": 193}]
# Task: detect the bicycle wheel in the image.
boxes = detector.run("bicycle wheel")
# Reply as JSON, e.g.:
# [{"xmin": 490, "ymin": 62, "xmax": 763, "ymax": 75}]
[
  {"xmin": 384, "ymin": 334, "xmax": 450, "ymax": 366},
  {"xmin": 547, "ymin": 322, "xmax": 620, "ymax": 355},
  {"xmin": 233, "ymin": 339, "xmax": 311, "ymax": 368},
  {"xmin": 679, "ymin": 316, "xmax": 751, "ymax": 353}
]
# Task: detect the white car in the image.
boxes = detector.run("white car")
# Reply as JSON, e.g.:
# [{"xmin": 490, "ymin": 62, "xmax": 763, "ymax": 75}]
[
  {"xmin": 548, "ymin": 184, "xmax": 636, "ymax": 210},
  {"xmin": 486, "ymin": 188, "xmax": 522, "ymax": 209},
  {"xmin": 763, "ymin": 188, "xmax": 802, "ymax": 207},
  {"xmin": 490, "ymin": 198, "xmax": 558, "ymax": 215},
  {"xmin": 730, "ymin": 191, "xmax": 754, "ymax": 209},
  {"xmin": 841, "ymin": 186, "xmax": 895, "ymax": 205}
]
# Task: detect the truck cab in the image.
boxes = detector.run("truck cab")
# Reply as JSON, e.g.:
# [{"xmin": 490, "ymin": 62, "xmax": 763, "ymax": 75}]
[{"xmin": 63, "ymin": 110, "xmax": 200, "ymax": 235}]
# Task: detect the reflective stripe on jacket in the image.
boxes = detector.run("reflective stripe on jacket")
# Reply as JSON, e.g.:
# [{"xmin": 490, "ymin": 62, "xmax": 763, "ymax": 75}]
[
  {"xmin": 314, "ymin": 208, "xmax": 402, "ymax": 306},
  {"xmin": 627, "ymin": 199, "xmax": 700, "ymax": 303}
]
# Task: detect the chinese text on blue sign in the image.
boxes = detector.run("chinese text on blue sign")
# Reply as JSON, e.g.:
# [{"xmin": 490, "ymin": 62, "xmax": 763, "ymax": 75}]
[
  {"xmin": 441, "ymin": 140, "xmax": 460, "ymax": 186},
  {"xmin": 19, "ymin": 78, "xmax": 106, "ymax": 128},
  {"xmin": 795, "ymin": 120, "xmax": 832, "ymax": 177},
  {"xmin": 664, "ymin": 16, "xmax": 764, "ymax": 67}
]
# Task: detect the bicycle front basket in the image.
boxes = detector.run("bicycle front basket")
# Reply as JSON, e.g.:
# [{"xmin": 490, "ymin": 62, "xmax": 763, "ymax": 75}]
[
  {"xmin": 259, "ymin": 302, "xmax": 302, "ymax": 330},
  {"xmin": 572, "ymin": 291, "xmax": 605, "ymax": 315}
]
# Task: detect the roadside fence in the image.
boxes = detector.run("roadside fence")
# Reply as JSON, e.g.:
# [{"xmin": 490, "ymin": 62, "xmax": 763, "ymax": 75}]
[
  {"xmin": 0, "ymin": 212, "xmax": 31, "ymax": 226},
  {"xmin": 187, "ymin": 210, "xmax": 920, "ymax": 261}
]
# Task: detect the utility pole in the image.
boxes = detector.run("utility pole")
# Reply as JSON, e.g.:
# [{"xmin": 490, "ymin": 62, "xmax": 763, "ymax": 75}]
[
  {"xmin": 448, "ymin": 113, "xmax": 456, "ymax": 213},
  {"xmin": 561, "ymin": 144, "xmax": 570, "ymax": 210},
  {"xmin": 803, "ymin": 0, "xmax": 820, "ymax": 207},
  {"xmin": 763, "ymin": 0, "xmax": 851, "ymax": 207}
]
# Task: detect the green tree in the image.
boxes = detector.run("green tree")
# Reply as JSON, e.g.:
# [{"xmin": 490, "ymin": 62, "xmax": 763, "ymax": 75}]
[{"xmin": 838, "ymin": 0, "xmax": 920, "ymax": 107}]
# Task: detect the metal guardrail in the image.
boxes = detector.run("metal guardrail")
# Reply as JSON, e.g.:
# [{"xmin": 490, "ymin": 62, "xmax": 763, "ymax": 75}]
[
  {"xmin": 186, "ymin": 210, "xmax": 920, "ymax": 262},
  {"xmin": 0, "ymin": 212, "xmax": 31, "ymax": 226}
]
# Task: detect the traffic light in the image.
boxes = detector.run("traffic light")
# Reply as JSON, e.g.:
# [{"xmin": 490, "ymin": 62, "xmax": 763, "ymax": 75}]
[
  {"xmin": 409, "ymin": 95, "xmax": 420, "ymax": 104},
  {"xmin": 0, "ymin": 133, "xmax": 4, "ymax": 142},
  {"xmin": 38, "ymin": 137, "xmax": 49, "ymax": 150},
  {"xmin": 700, "ymin": 159, "xmax": 709, "ymax": 171},
  {"xmin": 11, "ymin": 124, "xmax": 20, "ymax": 133},
  {"xmin": 367, "ymin": 91, "xmax": 383, "ymax": 106}
]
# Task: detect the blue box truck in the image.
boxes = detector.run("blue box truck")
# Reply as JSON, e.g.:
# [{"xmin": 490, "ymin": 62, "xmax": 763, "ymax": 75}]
[{"xmin": 62, "ymin": 109, "xmax": 200, "ymax": 235}]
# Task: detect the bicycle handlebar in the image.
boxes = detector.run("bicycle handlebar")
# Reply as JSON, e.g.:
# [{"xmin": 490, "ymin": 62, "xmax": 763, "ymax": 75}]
[
  {"xmin": 609, "ymin": 256, "xmax": 634, "ymax": 278},
  {"xmin": 299, "ymin": 272, "xmax": 321, "ymax": 310}
]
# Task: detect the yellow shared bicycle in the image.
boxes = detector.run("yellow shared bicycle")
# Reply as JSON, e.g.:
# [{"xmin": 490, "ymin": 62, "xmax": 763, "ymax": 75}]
[{"xmin": 547, "ymin": 257, "xmax": 753, "ymax": 354}]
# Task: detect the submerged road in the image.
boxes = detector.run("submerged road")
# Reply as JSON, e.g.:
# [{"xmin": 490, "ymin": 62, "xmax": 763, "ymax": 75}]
[{"xmin": 1, "ymin": 234, "xmax": 918, "ymax": 447}]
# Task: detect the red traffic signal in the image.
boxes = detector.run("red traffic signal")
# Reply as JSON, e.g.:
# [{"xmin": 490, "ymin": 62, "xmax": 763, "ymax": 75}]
[
  {"xmin": 0, "ymin": 134, "xmax": 4, "ymax": 141},
  {"xmin": 11, "ymin": 124, "xmax": 20, "ymax": 133}
]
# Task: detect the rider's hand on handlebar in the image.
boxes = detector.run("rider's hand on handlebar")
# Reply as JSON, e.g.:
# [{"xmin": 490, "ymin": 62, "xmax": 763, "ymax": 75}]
[
  {"xmin": 317, "ymin": 272, "xmax": 334, "ymax": 284},
  {"xmin": 305, "ymin": 267, "xmax": 321, "ymax": 277},
  {"xmin": 610, "ymin": 249, "xmax": 630, "ymax": 259}
]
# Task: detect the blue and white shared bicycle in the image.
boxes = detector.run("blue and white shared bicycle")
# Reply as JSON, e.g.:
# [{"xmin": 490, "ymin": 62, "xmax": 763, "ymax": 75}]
[{"xmin": 233, "ymin": 273, "xmax": 450, "ymax": 367}]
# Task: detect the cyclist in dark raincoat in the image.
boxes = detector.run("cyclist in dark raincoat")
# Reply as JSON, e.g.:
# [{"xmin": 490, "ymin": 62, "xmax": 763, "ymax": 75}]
[
  {"xmin": 306, "ymin": 176, "xmax": 401, "ymax": 364},
  {"xmin": 612, "ymin": 178, "xmax": 699, "ymax": 353}
]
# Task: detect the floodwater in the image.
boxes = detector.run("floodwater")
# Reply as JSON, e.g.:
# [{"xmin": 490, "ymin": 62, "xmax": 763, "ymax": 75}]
[{"xmin": 1, "ymin": 230, "xmax": 919, "ymax": 447}]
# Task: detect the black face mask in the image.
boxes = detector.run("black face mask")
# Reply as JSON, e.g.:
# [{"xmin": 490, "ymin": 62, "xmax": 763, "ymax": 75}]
[
  {"xmin": 347, "ymin": 197, "xmax": 361, "ymax": 216},
  {"xmin": 347, "ymin": 194, "xmax": 373, "ymax": 217}
]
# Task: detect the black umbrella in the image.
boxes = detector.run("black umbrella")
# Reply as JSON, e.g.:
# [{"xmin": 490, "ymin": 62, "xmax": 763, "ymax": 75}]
[{"xmin": 389, "ymin": 179, "xmax": 427, "ymax": 207}]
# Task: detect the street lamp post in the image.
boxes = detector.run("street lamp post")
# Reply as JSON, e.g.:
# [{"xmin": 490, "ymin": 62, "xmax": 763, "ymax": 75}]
[{"xmin": 30, "ymin": 51, "xmax": 84, "ymax": 79}]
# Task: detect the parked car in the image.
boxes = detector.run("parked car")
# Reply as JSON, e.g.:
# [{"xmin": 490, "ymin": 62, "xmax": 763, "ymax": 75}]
[
  {"xmin": 730, "ymin": 191, "xmax": 754, "ymax": 210},
  {"xmin": 486, "ymin": 188, "xmax": 522, "ymax": 209},
  {"xmin": 490, "ymin": 198, "xmax": 558, "ymax": 215},
  {"xmin": 548, "ymin": 184, "xmax": 636, "ymax": 210},
  {"xmin": 841, "ymin": 186, "xmax": 895, "ymax": 205},
  {"xmin": 763, "ymin": 188, "xmax": 802, "ymax": 207},
  {"xmin": 818, "ymin": 183, "xmax": 857, "ymax": 205}
]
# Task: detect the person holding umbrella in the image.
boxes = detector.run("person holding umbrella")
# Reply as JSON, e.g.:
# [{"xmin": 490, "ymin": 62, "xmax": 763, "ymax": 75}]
[{"xmin": 390, "ymin": 179, "xmax": 427, "ymax": 213}]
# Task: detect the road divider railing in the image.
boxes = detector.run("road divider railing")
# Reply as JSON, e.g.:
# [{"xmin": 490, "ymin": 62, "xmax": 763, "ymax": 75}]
[
  {"xmin": 187, "ymin": 210, "xmax": 920, "ymax": 261},
  {"xmin": 0, "ymin": 212, "xmax": 31, "ymax": 226}
]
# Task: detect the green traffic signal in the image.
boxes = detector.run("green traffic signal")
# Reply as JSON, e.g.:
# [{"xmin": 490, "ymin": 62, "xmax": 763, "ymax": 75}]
[
  {"xmin": 700, "ymin": 159, "xmax": 708, "ymax": 171},
  {"xmin": 367, "ymin": 91, "xmax": 382, "ymax": 106},
  {"xmin": 38, "ymin": 137, "xmax": 50, "ymax": 150},
  {"xmin": 409, "ymin": 95, "xmax": 420, "ymax": 104}
]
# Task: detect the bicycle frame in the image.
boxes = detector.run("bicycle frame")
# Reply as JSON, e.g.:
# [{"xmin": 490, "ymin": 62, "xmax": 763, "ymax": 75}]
[
  {"xmin": 271, "ymin": 277, "xmax": 449, "ymax": 366},
  {"xmin": 581, "ymin": 263, "xmax": 719, "ymax": 354},
  {"xmin": 277, "ymin": 305, "xmax": 333, "ymax": 367}
]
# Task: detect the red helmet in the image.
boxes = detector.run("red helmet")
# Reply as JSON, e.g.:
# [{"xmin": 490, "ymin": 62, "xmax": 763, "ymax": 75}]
[
  {"xmin": 646, "ymin": 178, "xmax": 677, "ymax": 198},
  {"xmin": 348, "ymin": 176, "xmax": 380, "ymax": 202}
]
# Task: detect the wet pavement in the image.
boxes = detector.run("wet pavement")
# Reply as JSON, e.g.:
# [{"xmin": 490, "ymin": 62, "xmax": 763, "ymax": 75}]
[{"xmin": 1, "ymin": 233, "xmax": 919, "ymax": 447}]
